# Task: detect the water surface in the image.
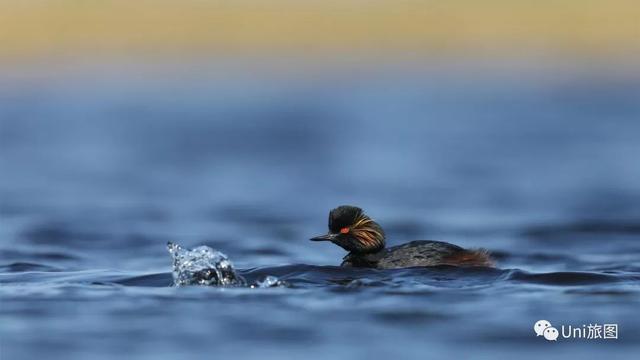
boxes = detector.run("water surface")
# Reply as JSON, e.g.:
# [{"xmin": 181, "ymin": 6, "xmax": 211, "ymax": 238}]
[{"xmin": 1, "ymin": 62, "xmax": 640, "ymax": 359}]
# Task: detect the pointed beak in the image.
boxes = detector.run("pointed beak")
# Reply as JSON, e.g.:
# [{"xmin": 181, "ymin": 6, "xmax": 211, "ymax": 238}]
[{"xmin": 310, "ymin": 233, "xmax": 337, "ymax": 242}]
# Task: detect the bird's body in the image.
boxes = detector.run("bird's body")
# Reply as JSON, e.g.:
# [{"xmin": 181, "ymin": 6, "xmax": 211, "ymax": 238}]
[
  {"xmin": 341, "ymin": 240, "xmax": 493, "ymax": 269},
  {"xmin": 311, "ymin": 206, "xmax": 494, "ymax": 269}
]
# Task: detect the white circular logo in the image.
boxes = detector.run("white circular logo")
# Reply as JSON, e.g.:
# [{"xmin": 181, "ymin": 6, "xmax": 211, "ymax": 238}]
[
  {"xmin": 544, "ymin": 327, "xmax": 559, "ymax": 341},
  {"xmin": 534, "ymin": 320, "xmax": 552, "ymax": 336}
]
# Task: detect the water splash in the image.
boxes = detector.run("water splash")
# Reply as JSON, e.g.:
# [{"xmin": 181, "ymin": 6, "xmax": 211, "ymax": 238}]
[
  {"xmin": 167, "ymin": 242, "xmax": 284, "ymax": 288},
  {"xmin": 250, "ymin": 275, "xmax": 285, "ymax": 288},
  {"xmin": 167, "ymin": 242, "xmax": 246, "ymax": 286}
]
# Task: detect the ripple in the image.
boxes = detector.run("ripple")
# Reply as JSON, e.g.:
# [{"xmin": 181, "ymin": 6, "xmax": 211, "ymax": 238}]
[
  {"xmin": 372, "ymin": 310, "xmax": 452, "ymax": 324},
  {"xmin": 523, "ymin": 220, "xmax": 640, "ymax": 239},
  {"xmin": 1, "ymin": 249, "xmax": 81, "ymax": 262},
  {"xmin": 0, "ymin": 262, "xmax": 62, "ymax": 273},
  {"xmin": 112, "ymin": 273, "xmax": 173, "ymax": 287},
  {"xmin": 505, "ymin": 269, "xmax": 628, "ymax": 285},
  {"xmin": 20, "ymin": 222, "xmax": 108, "ymax": 245},
  {"xmin": 1, "ymin": 260, "xmax": 638, "ymax": 291}
]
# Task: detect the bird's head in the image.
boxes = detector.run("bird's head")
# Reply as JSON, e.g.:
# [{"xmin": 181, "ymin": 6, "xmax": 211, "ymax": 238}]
[{"xmin": 310, "ymin": 205, "xmax": 385, "ymax": 254}]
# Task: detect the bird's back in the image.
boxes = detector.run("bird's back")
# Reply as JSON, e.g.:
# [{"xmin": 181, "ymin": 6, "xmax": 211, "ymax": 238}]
[{"xmin": 342, "ymin": 240, "xmax": 493, "ymax": 269}]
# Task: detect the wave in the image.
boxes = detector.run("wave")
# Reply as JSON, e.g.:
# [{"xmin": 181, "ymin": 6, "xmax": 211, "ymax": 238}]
[{"xmin": 2, "ymin": 262, "xmax": 638, "ymax": 290}]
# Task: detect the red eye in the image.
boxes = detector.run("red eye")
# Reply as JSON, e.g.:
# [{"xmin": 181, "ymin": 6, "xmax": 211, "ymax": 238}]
[{"xmin": 340, "ymin": 227, "xmax": 350, "ymax": 234}]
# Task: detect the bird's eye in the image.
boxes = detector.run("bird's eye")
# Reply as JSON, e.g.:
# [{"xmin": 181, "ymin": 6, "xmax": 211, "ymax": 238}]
[{"xmin": 340, "ymin": 227, "xmax": 350, "ymax": 234}]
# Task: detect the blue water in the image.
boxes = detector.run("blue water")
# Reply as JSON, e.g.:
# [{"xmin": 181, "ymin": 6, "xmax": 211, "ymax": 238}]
[{"xmin": 1, "ymin": 61, "xmax": 640, "ymax": 359}]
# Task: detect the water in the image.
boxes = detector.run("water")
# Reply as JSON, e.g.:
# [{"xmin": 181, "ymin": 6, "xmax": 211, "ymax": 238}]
[
  {"xmin": 167, "ymin": 242, "xmax": 247, "ymax": 287},
  {"xmin": 1, "ymin": 61, "xmax": 640, "ymax": 359}
]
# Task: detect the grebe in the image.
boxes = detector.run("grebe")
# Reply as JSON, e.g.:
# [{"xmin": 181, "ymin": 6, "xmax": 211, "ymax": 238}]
[{"xmin": 310, "ymin": 205, "xmax": 494, "ymax": 269}]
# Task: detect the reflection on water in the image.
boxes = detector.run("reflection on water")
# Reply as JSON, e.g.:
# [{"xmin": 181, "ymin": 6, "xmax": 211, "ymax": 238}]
[{"xmin": 1, "ymin": 62, "xmax": 640, "ymax": 359}]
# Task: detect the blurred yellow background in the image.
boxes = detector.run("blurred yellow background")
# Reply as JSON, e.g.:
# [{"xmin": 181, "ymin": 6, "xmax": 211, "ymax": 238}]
[{"xmin": 1, "ymin": 0, "xmax": 638, "ymax": 62}]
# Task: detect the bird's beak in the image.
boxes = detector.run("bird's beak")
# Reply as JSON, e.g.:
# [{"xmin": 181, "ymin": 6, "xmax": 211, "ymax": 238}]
[{"xmin": 310, "ymin": 233, "xmax": 337, "ymax": 242}]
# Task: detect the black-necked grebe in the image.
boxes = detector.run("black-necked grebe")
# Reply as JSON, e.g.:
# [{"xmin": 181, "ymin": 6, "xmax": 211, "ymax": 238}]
[{"xmin": 310, "ymin": 205, "xmax": 494, "ymax": 269}]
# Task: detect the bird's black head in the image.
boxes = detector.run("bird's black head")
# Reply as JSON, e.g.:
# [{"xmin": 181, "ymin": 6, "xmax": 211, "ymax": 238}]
[{"xmin": 310, "ymin": 205, "xmax": 386, "ymax": 254}]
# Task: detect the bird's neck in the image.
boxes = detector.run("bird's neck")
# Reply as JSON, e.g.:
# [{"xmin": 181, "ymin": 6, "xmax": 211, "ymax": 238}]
[
  {"xmin": 349, "ymin": 243, "xmax": 386, "ymax": 257},
  {"xmin": 342, "ymin": 246, "xmax": 386, "ymax": 267}
]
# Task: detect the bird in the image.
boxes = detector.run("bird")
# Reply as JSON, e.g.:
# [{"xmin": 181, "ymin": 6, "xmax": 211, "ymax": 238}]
[{"xmin": 310, "ymin": 205, "xmax": 494, "ymax": 269}]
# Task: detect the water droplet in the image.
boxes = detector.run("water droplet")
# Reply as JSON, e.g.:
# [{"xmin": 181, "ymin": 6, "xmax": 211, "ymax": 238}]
[
  {"xmin": 252, "ymin": 275, "xmax": 283, "ymax": 288},
  {"xmin": 167, "ymin": 242, "xmax": 246, "ymax": 287}
]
